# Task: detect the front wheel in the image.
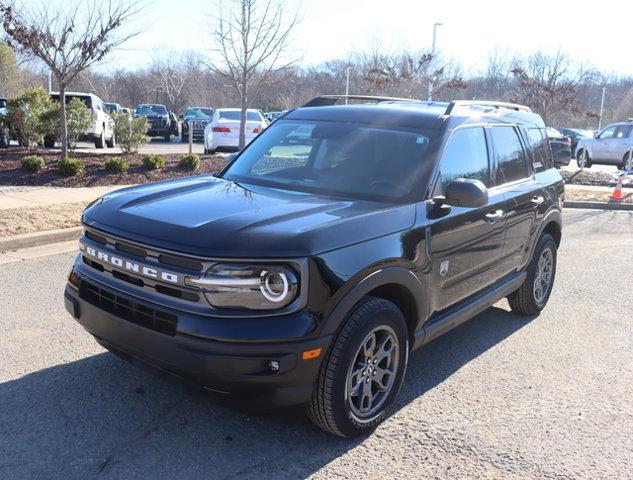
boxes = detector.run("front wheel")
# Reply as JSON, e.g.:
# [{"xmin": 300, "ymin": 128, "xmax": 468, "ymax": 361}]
[
  {"xmin": 507, "ymin": 233, "xmax": 557, "ymax": 316},
  {"xmin": 308, "ymin": 297, "xmax": 409, "ymax": 438},
  {"xmin": 164, "ymin": 132, "xmax": 171, "ymax": 142},
  {"xmin": 94, "ymin": 130, "xmax": 105, "ymax": 149},
  {"xmin": 106, "ymin": 131, "xmax": 116, "ymax": 148}
]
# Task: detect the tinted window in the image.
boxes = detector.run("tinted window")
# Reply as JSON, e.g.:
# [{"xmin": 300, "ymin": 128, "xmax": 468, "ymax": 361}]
[
  {"xmin": 490, "ymin": 126, "xmax": 528, "ymax": 184},
  {"xmin": 219, "ymin": 110, "xmax": 262, "ymax": 121},
  {"xmin": 224, "ymin": 120, "xmax": 436, "ymax": 202},
  {"xmin": 614, "ymin": 126, "xmax": 632, "ymax": 138},
  {"xmin": 439, "ymin": 127, "xmax": 490, "ymax": 189},
  {"xmin": 526, "ymin": 127, "xmax": 551, "ymax": 172},
  {"xmin": 136, "ymin": 105, "xmax": 167, "ymax": 115},
  {"xmin": 597, "ymin": 126, "xmax": 616, "ymax": 139}
]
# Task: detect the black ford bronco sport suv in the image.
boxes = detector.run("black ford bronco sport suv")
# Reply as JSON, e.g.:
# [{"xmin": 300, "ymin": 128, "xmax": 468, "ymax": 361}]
[{"xmin": 64, "ymin": 95, "xmax": 564, "ymax": 437}]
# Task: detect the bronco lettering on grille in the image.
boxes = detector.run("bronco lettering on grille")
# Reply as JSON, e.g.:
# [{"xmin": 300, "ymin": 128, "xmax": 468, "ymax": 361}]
[{"xmin": 85, "ymin": 245, "xmax": 179, "ymax": 283}]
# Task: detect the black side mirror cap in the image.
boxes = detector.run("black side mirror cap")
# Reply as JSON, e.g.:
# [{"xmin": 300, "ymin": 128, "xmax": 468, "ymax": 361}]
[{"xmin": 438, "ymin": 178, "xmax": 488, "ymax": 208}]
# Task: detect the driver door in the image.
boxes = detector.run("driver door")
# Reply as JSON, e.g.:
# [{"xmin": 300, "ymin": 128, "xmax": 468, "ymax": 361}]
[{"xmin": 592, "ymin": 125, "xmax": 616, "ymax": 161}]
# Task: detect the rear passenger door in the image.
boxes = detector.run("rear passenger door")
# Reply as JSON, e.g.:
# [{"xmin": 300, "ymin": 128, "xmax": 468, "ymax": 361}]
[
  {"xmin": 428, "ymin": 126, "xmax": 508, "ymax": 312},
  {"xmin": 488, "ymin": 125, "xmax": 537, "ymax": 273}
]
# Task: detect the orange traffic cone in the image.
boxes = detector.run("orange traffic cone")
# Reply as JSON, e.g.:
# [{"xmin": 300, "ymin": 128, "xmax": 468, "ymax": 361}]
[{"xmin": 610, "ymin": 176, "xmax": 624, "ymax": 202}]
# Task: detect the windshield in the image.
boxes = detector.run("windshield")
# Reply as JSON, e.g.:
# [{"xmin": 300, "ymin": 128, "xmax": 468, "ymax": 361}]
[
  {"xmin": 136, "ymin": 105, "xmax": 167, "ymax": 115},
  {"xmin": 219, "ymin": 110, "xmax": 262, "ymax": 121},
  {"xmin": 186, "ymin": 108, "xmax": 213, "ymax": 118},
  {"xmin": 223, "ymin": 120, "xmax": 437, "ymax": 202}
]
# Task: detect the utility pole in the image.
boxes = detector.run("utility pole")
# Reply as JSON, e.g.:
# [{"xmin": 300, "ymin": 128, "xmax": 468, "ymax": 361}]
[
  {"xmin": 345, "ymin": 66, "xmax": 351, "ymax": 104},
  {"xmin": 598, "ymin": 87, "xmax": 606, "ymax": 131},
  {"xmin": 427, "ymin": 22, "xmax": 443, "ymax": 101},
  {"xmin": 47, "ymin": 70, "xmax": 52, "ymax": 93}
]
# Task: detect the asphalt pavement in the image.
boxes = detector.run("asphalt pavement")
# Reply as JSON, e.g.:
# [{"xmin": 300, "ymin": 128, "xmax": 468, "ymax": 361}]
[{"xmin": 1, "ymin": 209, "xmax": 632, "ymax": 479}]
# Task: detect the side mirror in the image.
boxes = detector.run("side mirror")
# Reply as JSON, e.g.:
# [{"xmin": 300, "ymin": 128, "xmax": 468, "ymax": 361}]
[{"xmin": 436, "ymin": 178, "xmax": 488, "ymax": 208}]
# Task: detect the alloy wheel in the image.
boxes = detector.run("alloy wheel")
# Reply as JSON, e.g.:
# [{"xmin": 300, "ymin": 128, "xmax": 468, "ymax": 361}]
[
  {"xmin": 345, "ymin": 325, "xmax": 399, "ymax": 422},
  {"xmin": 533, "ymin": 248, "xmax": 554, "ymax": 306}
]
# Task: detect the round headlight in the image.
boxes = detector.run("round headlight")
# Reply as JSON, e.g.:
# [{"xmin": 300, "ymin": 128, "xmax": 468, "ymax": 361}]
[{"xmin": 260, "ymin": 270, "xmax": 289, "ymax": 302}]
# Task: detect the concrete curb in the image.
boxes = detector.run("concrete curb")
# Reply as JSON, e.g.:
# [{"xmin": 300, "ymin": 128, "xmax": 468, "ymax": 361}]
[
  {"xmin": 564, "ymin": 201, "xmax": 633, "ymax": 211},
  {"xmin": 0, "ymin": 226, "xmax": 82, "ymax": 253}
]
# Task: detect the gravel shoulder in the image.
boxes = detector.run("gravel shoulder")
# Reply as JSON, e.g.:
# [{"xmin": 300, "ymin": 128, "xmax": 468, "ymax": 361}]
[{"xmin": 0, "ymin": 202, "xmax": 87, "ymax": 237}]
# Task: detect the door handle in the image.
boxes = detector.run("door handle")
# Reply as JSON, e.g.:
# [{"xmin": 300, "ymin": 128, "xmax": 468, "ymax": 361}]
[
  {"xmin": 531, "ymin": 196, "xmax": 544, "ymax": 206},
  {"xmin": 485, "ymin": 210, "xmax": 504, "ymax": 223}
]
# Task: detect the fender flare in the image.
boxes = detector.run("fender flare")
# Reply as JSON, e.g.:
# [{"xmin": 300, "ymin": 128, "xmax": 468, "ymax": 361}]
[
  {"xmin": 320, "ymin": 266, "xmax": 427, "ymax": 340},
  {"xmin": 528, "ymin": 207, "xmax": 562, "ymax": 260}
]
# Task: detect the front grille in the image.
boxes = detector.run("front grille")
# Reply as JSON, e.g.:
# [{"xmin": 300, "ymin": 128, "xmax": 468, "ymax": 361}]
[{"xmin": 79, "ymin": 280, "xmax": 178, "ymax": 336}]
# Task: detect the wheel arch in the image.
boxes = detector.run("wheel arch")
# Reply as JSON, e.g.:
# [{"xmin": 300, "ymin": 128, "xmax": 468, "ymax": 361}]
[
  {"xmin": 320, "ymin": 267, "xmax": 427, "ymax": 348},
  {"xmin": 528, "ymin": 208, "xmax": 562, "ymax": 262}
]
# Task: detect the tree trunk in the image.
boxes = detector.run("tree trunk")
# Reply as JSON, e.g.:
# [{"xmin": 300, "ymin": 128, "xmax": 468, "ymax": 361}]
[
  {"xmin": 59, "ymin": 82, "xmax": 68, "ymax": 158},
  {"xmin": 239, "ymin": 81, "xmax": 247, "ymax": 150}
]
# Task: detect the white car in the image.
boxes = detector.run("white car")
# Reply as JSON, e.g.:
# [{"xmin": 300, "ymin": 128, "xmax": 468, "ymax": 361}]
[
  {"xmin": 50, "ymin": 92, "xmax": 115, "ymax": 148},
  {"xmin": 203, "ymin": 108, "xmax": 267, "ymax": 154}
]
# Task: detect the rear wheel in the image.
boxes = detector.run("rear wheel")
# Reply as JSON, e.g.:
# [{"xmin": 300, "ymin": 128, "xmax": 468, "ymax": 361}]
[
  {"xmin": 164, "ymin": 132, "xmax": 171, "ymax": 142},
  {"xmin": 105, "ymin": 131, "xmax": 116, "ymax": 148},
  {"xmin": 507, "ymin": 233, "xmax": 557, "ymax": 316},
  {"xmin": 94, "ymin": 130, "xmax": 105, "ymax": 149},
  {"xmin": 43, "ymin": 135, "xmax": 56, "ymax": 148},
  {"xmin": 0, "ymin": 127, "xmax": 9, "ymax": 148},
  {"xmin": 619, "ymin": 151, "xmax": 633, "ymax": 171},
  {"xmin": 577, "ymin": 149, "xmax": 592, "ymax": 169},
  {"xmin": 308, "ymin": 297, "xmax": 409, "ymax": 438}
]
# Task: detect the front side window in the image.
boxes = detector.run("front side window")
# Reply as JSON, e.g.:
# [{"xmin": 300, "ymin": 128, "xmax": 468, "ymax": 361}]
[
  {"xmin": 490, "ymin": 126, "xmax": 528, "ymax": 185},
  {"xmin": 439, "ymin": 127, "xmax": 490, "ymax": 190},
  {"xmin": 223, "ymin": 120, "xmax": 437, "ymax": 202},
  {"xmin": 597, "ymin": 126, "xmax": 616, "ymax": 139}
]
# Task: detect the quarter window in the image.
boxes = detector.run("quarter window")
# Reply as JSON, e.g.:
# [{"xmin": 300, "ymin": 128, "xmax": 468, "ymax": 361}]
[
  {"xmin": 490, "ymin": 126, "xmax": 528, "ymax": 185},
  {"xmin": 439, "ymin": 127, "xmax": 490, "ymax": 190},
  {"xmin": 525, "ymin": 127, "xmax": 552, "ymax": 173}
]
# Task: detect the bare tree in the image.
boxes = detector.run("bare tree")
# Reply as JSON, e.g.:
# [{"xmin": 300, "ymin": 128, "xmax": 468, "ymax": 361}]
[
  {"xmin": 509, "ymin": 51, "xmax": 595, "ymax": 125},
  {"xmin": 0, "ymin": 0, "xmax": 144, "ymax": 157},
  {"xmin": 210, "ymin": 0, "xmax": 299, "ymax": 149}
]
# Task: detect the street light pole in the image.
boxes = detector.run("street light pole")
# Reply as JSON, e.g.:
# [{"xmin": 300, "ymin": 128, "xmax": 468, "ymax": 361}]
[
  {"xmin": 427, "ymin": 22, "xmax": 443, "ymax": 101},
  {"xmin": 598, "ymin": 87, "xmax": 606, "ymax": 131}
]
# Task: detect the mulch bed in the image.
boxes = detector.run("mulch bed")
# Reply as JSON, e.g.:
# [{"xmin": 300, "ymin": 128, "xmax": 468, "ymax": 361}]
[
  {"xmin": 0, "ymin": 148, "xmax": 226, "ymax": 187},
  {"xmin": 561, "ymin": 169, "xmax": 632, "ymax": 187}
]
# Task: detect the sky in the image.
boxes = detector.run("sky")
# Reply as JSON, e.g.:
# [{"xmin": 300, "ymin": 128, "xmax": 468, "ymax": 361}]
[{"xmin": 71, "ymin": 0, "xmax": 633, "ymax": 76}]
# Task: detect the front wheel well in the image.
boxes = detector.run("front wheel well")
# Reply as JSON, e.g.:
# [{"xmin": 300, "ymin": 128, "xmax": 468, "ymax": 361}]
[
  {"xmin": 366, "ymin": 283, "xmax": 418, "ymax": 346},
  {"xmin": 542, "ymin": 221, "xmax": 561, "ymax": 248}
]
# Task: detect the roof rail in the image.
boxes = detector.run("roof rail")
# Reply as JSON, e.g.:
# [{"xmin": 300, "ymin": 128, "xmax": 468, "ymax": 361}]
[
  {"xmin": 302, "ymin": 95, "xmax": 417, "ymax": 108},
  {"xmin": 445, "ymin": 100, "xmax": 532, "ymax": 115}
]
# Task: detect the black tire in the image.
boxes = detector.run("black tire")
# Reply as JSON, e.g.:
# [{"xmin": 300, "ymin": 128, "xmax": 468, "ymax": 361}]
[
  {"xmin": 105, "ymin": 131, "xmax": 116, "ymax": 148},
  {"xmin": 577, "ymin": 149, "xmax": 592, "ymax": 169},
  {"xmin": 181, "ymin": 132, "xmax": 188, "ymax": 143},
  {"xmin": 94, "ymin": 130, "xmax": 105, "ymax": 149},
  {"xmin": 1, "ymin": 127, "xmax": 11, "ymax": 148},
  {"xmin": 507, "ymin": 233, "xmax": 557, "ymax": 316},
  {"xmin": 308, "ymin": 297, "xmax": 409, "ymax": 438},
  {"xmin": 619, "ymin": 151, "xmax": 633, "ymax": 171},
  {"xmin": 164, "ymin": 132, "xmax": 171, "ymax": 142}
]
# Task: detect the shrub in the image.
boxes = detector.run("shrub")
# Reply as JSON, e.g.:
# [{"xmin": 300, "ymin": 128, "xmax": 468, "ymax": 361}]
[
  {"xmin": 105, "ymin": 157, "xmax": 129, "ymax": 173},
  {"xmin": 179, "ymin": 153, "xmax": 200, "ymax": 170},
  {"xmin": 143, "ymin": 154, "xmax": 166, "ymax": 170},
  {"xmin": 65, "ymin": 98, "xmax": 93, "ymax": 150},
  {"xmin": 58, "ymin": 157, "xmax": 84, "ymax": 176},
  {"xmin": 21, "ymin": 155, "xmax": 45, "ymax": 173},
  {"xmin": 113, "ymin": 112, "xmax": 149, "ymax": 153},
  {"xmin": 7, "ymin": 87, "xmax": 57, "ymax": 148}
]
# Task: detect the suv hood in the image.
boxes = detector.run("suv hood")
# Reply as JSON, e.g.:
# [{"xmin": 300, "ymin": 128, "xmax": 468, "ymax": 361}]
[{"xmin": 82, "ymin": 176, "xmax": 415, "ymax": 258}]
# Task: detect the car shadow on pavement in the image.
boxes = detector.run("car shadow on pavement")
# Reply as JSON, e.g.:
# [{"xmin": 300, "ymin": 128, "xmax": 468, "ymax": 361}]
[{"xmin": 0, "ymin": 304, "xmax": 536, "ymax": 480}]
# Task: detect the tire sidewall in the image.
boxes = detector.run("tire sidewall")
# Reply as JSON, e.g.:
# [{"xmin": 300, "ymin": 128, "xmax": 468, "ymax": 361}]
[{"xmin": 330, "ymin": 302, "xmax": 409, "ymax": 437}]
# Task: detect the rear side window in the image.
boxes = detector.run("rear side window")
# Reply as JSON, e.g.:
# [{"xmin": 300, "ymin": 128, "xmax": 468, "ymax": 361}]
[
  {"xmin": 614, "ymin": 126, "xmax": 632, "ymax": 138},
  {"xmin": 526, "ymin": 127, "xmax": 552, "ymax": 172},
  {"xmin": 439, "ymin": 127, "xmax": 490, "ymax": 190},
  {"xmin": 490, "ymin": 126, "xmax": 529, "ymax": 185}
]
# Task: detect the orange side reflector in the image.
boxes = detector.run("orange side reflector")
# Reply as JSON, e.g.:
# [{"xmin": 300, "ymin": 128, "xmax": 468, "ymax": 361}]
[{"xmin": 302, "ymin": 347, "xmax": 322, "ymax": 360}]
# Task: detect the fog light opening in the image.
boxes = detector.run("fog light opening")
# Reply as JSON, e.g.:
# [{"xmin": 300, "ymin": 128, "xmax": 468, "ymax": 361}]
[{"xmin": 269, "ymin": 360, "xmax": 280, "ymax": 372}]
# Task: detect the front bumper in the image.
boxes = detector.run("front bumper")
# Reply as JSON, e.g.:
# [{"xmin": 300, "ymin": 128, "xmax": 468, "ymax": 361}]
[
  {"xmin": 148, "ymin": 127, "xmax": 170, "ymax": 137},
  {"xmin": 64, "ymin": 277, "xmax": 330, "ymax": 409}
]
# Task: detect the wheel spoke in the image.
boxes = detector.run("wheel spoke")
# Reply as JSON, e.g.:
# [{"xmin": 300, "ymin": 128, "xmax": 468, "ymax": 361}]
[{"xmin": 363, "ymin": 333, "xmax": 376, "ymax": 358}]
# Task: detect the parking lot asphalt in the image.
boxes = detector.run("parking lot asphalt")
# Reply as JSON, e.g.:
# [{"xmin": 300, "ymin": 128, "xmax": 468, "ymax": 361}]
[{"xmin": 1, "ymin": 209, "xmax": 632, "ymax": 479}]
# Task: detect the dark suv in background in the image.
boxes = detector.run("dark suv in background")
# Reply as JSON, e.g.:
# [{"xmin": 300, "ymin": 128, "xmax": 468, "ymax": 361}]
[
  {"xmin": 181, "ymin": 106, "xmax": 214, "ymax": 142},
  {"xmin": 134, "ymin": 104, "xmax": 174, "ymax": 142},
  {"xmin": 65, "ymin": 95, "xmax": 563, "ymax": 437}
]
